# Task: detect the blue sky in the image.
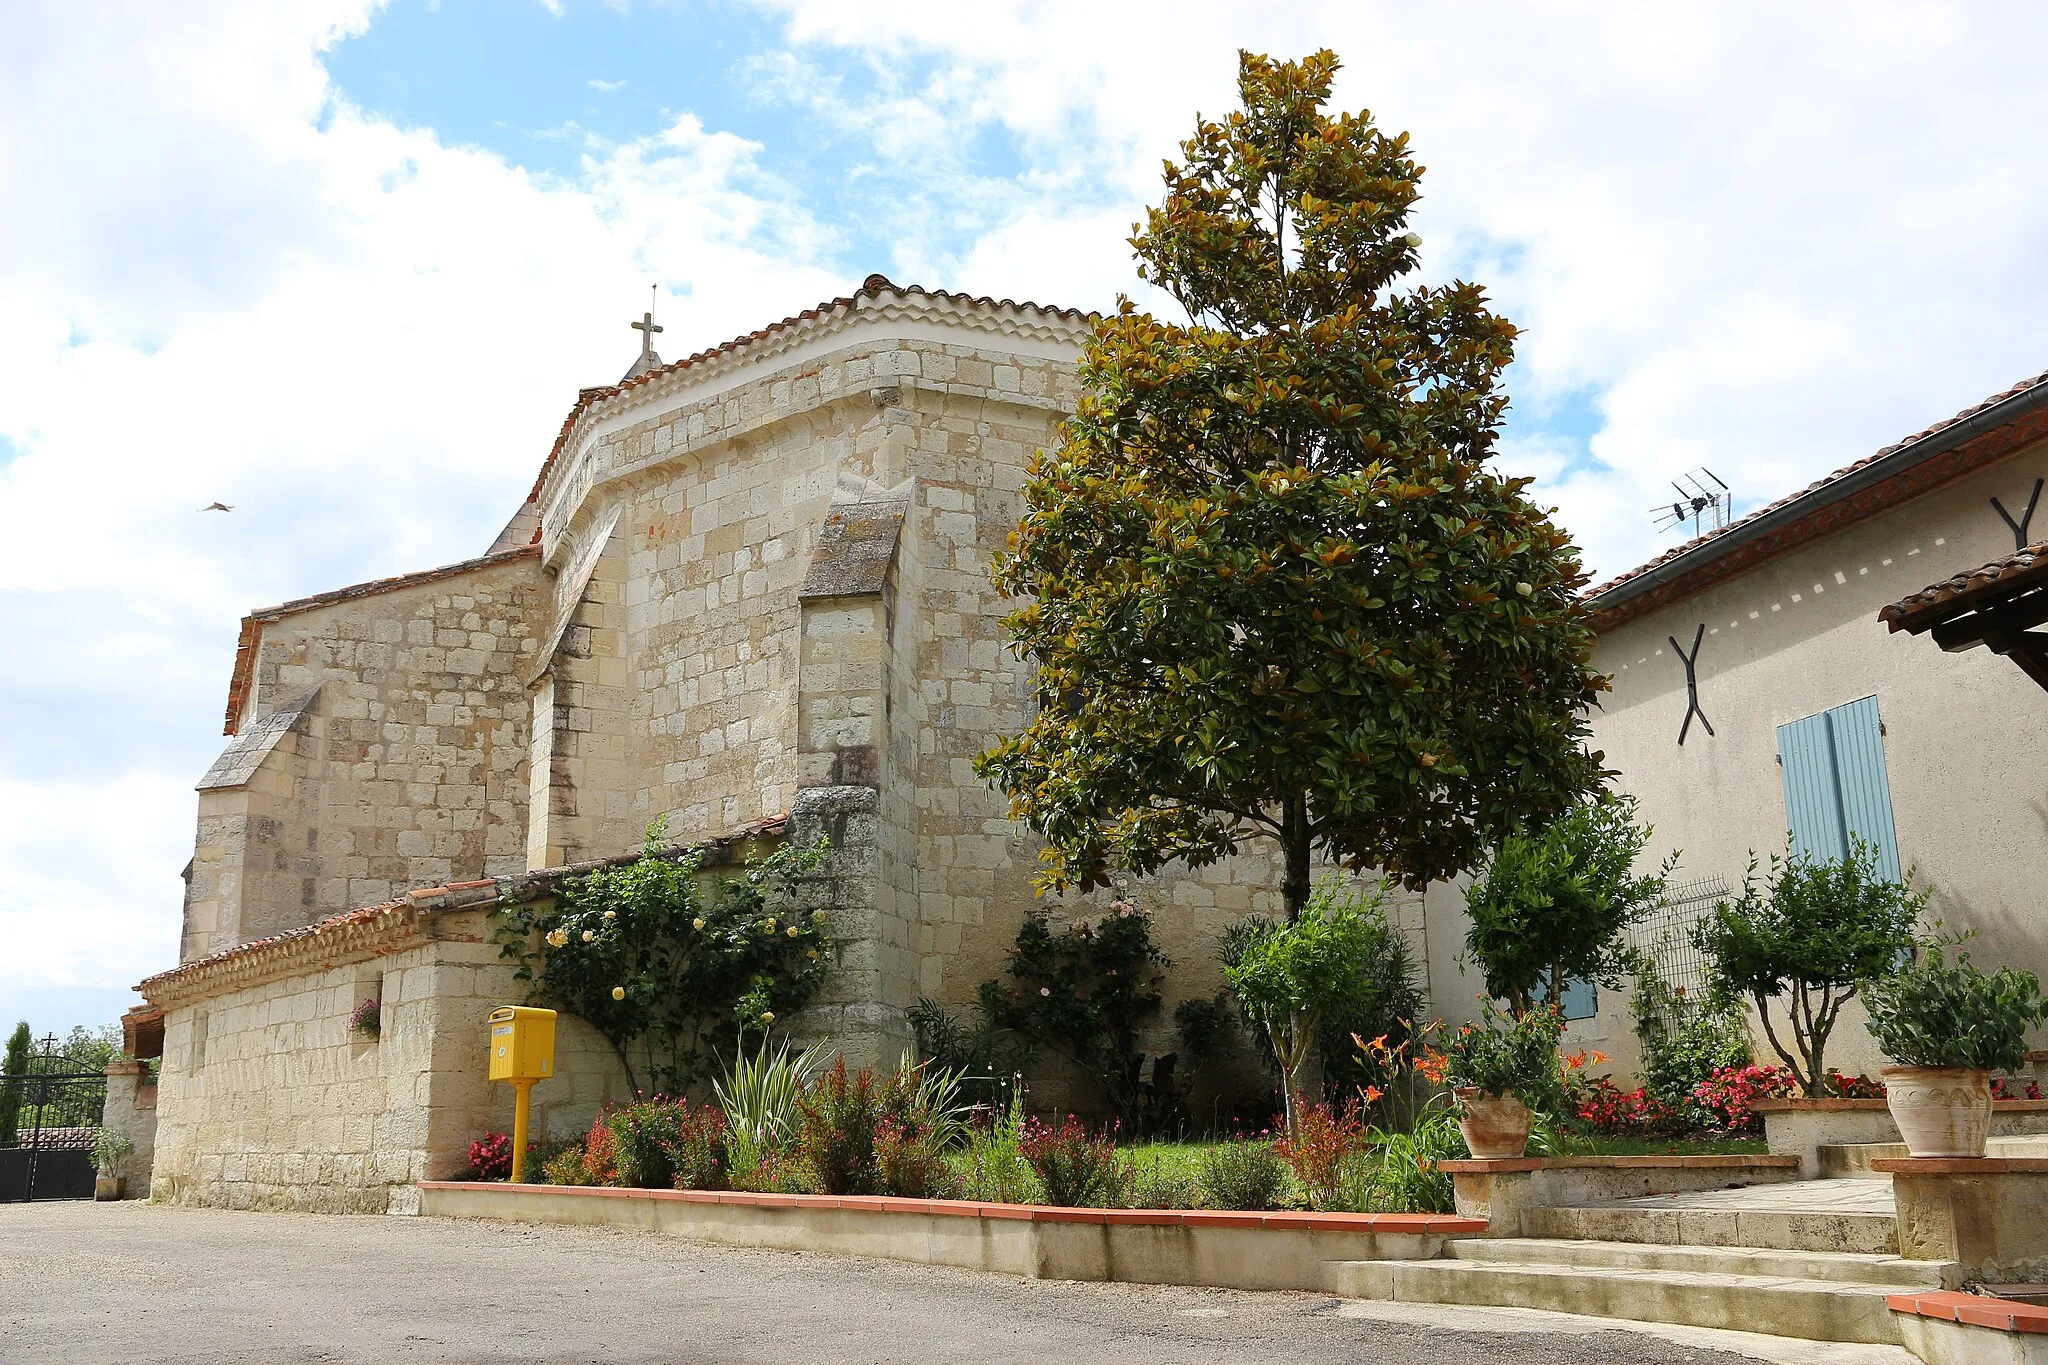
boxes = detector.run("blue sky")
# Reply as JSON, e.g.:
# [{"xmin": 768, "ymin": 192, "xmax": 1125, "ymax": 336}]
[{"xmin": 4, "ymin": 1, "xmax": 2048, "ymax": 1038}]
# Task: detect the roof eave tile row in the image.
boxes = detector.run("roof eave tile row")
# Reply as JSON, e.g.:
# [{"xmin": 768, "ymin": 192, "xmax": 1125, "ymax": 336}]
[
  {"xmin": 138, "ymin": 813, "xmax": 788, "ymax": 1008},
  {"xmin": 1585, "ymin": 368, "xmax": 2048, "ymax": 627}
]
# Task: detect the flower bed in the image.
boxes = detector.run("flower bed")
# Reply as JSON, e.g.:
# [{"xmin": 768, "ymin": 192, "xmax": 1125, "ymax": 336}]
[{"xmin": 416, "ymin": 1179, "xmax": 1482, "ymax": 1292}]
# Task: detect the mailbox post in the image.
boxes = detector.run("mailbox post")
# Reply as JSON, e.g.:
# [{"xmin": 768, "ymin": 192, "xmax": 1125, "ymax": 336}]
[{"xmin": 487, "ymin": 1006, "xmax": 557, "ymax": 1183}]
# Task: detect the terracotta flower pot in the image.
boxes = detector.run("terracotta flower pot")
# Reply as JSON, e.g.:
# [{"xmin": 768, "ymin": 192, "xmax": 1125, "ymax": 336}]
[
  {"xmin": 93, "ymin": 1175, "xmax": 125, "ymax": 1201},
  {"xmin": 1882, "ymin": 1065, "xmax": 1992, "ymax": 1158},
  {"xmin": 1454, "ymin": 1087, "xmax": 1533, "ymax": 1159}
]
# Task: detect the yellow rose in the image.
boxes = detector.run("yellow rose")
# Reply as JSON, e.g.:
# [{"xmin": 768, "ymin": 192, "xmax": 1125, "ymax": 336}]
[
  {"xmin": 760, "ymin": 1011, "xmax": 775, "ymax": 1024},
  {"xmin": 611, "ymin": 986, "xmax": 626, "ymax": 1001},
  {"xmin": 812, "ymin": 910, "xmax": 827, "ymax": 923},
  {"xmin": 603, "ymin": 909, "xmax": 616, "ymax": 920},
  {"xmin": 545, "ymin": 929, "xmax": 568, "ymax": 948},
  {"xmin": 692, "ymin": 918, "xmax": 705, "ymax": 930},
  {"xmin": 582, "ymin": 929, "xmax": 596, "ymax": 942},
  {"xmin": 786, "ymin": 926, "xmax": 799, "ymax": 938}
]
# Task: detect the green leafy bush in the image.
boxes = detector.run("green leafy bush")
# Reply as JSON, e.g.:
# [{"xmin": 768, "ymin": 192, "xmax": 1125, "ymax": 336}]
[
  {"xmin": 1222, "ymin": 880, "xmax": 1419, "ymax": 1137},
  {"xmin": 495, "ymin": 821, "xmax": 830, "ymax": 1094},
  {"xmin": 1421, "ymin": 1006, "xmax": 1564, "ymax": 1106},
  {"xmin": 1197, "ymin": 1138, "xmax": 1290, "ymax": 1211},
  {"xmin": 1129, "ymin": 1160, "xmax": 1203, "ymax": 1211},
  {"xmin": 1862, "ymin": 935, "xmax": 2048, "ymax": 1071},
  {"xmin": 1464, "ymin": 796, "xmax": 1674, "ymax": 1014},
  {"xmin": 1693, "ymin": 839, "xmax": 1923, "ymax": 1095}
]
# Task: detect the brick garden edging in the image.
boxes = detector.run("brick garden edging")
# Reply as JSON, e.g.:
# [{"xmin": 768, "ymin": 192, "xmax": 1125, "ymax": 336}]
[
  {"xmin": 1889, "ymin": 1291, "xmax": 2048, "ymax": 1365},
  {"xmin": 416, "ymin": 1181, "xmax": 1482, "ymax": 1292}
]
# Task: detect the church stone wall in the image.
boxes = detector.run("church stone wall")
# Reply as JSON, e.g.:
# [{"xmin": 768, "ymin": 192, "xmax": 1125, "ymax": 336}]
[
  {"xmin": 187, "ymin": 557, "xmax": 546, "ymax": 960},
  {"xmin": 150, "ymin": 907, "xmax": 629, "ymax": 1214},
  {"xmin": 533, "ymin": 329, "xmax": 1437, "ymax": 1098}
]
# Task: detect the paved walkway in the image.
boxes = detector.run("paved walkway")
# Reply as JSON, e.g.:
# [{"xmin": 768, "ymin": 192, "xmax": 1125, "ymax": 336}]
[
  {"xmin": 0, "ymin": 1202, "xmax": 1909, "ymax": 1365},
  {"xmin": 1618, "ymin": 1176, "xmax": 1895, "ymax": 1216}
]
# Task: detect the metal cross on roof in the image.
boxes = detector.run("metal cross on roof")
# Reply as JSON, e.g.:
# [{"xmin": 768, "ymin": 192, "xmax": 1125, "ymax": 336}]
[{"xmin": 631, "ymin": 301, "xmax": 662, "ymax": 361}]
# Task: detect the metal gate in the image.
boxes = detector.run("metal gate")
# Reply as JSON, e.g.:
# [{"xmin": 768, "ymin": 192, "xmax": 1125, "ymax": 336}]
[{"xmin": 0, "ymin": 1036, "xmax": 109, "ymax": 1202}]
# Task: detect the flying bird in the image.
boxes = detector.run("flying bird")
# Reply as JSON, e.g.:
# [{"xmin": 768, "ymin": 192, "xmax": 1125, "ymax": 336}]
[{"xmin": 200, "ymin": 502, "xmax": 233, "ymax": 512}]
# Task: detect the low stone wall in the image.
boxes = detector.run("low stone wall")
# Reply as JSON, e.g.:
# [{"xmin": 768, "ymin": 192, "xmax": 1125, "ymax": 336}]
[
  {"xmin": 417, "ymin": 1182, "xmax": 1481, "ymax": 1291},
  {"xmin": 1878, "ymin": 1158, "xmax": 2048, "ymax": 1282},
  {"xmin": 149, "ymin": 904, "xmax": 631, "ymax": 1214},
  {"xmin": 1439, "ymin": 1155, "xmax": 1804, "ymax": 1236},
  {"xmin": 1891, "ymin": 1290, "xmax": 2048, "ymax": 1365},
  {"xmin": 101, "ymin": 1060, "xmax": 157, "ymax": 1199}
]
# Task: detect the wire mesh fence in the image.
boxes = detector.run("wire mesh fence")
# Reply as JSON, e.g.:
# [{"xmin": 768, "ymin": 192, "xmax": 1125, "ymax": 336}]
[{"xmin": 1625, "ymin": 874, "xmax": 1734, "ymax": 1003}]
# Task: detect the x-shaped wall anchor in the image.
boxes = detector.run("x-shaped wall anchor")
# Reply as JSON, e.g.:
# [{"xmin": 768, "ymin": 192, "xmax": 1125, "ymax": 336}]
[
  {"xmin": 1669, "ymin": 623, "xmax": 1714, "ymax": 746},
  {"xmin": 1992, "ymin": 478, "xmax": 2044, "ymax": 551}
]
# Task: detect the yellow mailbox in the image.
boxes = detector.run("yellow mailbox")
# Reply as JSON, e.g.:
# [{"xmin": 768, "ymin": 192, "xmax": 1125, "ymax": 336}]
[
  {"xmin": 487, "ymin": 1006, "xmax": 556, "ymax": 1182},
  {"xmin": 487, "ymin": 1006, "xmax": 557, "ymax": 1082}
]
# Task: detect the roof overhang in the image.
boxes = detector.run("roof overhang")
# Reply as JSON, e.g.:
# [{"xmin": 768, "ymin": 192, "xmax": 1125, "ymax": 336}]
[
  {"xmin": 1881, "ymin": 543, "xmax": 2048, "ymax": 692},
  {"xmin": 1585, "ymin": 375, "xmax": 2048, "ymax": 630}
]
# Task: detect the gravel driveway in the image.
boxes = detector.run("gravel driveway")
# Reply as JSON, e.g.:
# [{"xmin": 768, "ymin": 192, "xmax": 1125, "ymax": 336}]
[{"xmin": 0, "ymin": 1202, "xmax": 1911, "ymax": 1365}]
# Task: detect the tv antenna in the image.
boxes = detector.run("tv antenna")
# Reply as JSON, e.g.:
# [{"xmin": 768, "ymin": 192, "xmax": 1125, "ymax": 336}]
[{"xmin": 1652, "ymin": 468, "xmax": 1732, "ymax": 538}]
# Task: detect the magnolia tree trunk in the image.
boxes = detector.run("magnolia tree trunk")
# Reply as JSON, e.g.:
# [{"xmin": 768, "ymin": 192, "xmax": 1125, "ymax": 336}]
[{"xmin": 1268, "ymin": 1010, "xmax": 1320, "ymax": 1141}]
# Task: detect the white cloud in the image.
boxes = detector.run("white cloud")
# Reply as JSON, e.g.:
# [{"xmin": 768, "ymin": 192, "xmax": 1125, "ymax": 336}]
[
  {"xmin": 588, "ymin": 77, "xmax": 626, "ymax": 91},
  {"xmin": 0, "ymin": 1, "xmax": 844, "ymax": 1014},
  {"xmin": 750, "ymin": 1, "xmax": 2048, "ymax": 581}
]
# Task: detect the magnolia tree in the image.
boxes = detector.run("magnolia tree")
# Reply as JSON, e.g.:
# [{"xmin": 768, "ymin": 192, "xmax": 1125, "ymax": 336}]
[{"xmin": 975, "ymin": 50, "xmax": 1606, "ymax": 919}]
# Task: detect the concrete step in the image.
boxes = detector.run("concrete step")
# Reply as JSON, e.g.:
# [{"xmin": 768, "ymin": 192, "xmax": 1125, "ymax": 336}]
[
  {"xmin": 1520, "ymin": 1202, "xmax": 1899, "ymax": 1254},
  {"xmin": 1446, "ymin": 1237, "xmax": 1957, "ymax": 1289},
  {"xmin": 1325, "ymin": 1251, "xmax": 1921, "ymax": 1344}
]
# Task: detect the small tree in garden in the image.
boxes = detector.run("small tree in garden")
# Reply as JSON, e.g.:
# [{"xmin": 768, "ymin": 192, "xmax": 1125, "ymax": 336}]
[
  {"xmin": 974, "ymin": 49, "xmax": 1606, "ymax": 922},
  {"xmin": 0, "ymin": 1021, "xmax": 29, "ymax": 1148},
  {"xmin": 495, "ymin": 820, "xmax": 831, "ymax": 1094},
  {"xmin": 1224, "ymin": 880, "xmax": 1406, "ymax": 1138},
  {"xmin": 1693, "ymin": 838, "xmax": 1923, "ymax": 1096},
  {"xmin": 1463, "ymin": 795, "xmax": 1675, "ymax": 1014}
]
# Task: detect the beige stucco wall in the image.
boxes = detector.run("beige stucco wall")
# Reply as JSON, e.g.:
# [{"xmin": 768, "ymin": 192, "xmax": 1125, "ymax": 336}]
[
  {"xmin": 150, "ymin": 907, "xmax": 629, "ymax": 1213},
  {"xmin": 1527, "ymin": 438, "xmax": 2048, "ymax": 1081}
]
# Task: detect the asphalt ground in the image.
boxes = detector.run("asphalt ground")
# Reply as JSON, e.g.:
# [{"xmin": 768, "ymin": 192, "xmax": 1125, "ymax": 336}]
[{"xmin": 0, "ymin": 1201, "xmax": 1911, "ymax": 1365}]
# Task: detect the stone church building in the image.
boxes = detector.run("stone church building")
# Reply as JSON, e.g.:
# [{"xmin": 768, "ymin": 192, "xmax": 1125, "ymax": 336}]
[
  {"xmin": 125, "ymin": 269, "xmax": 2048, "ymax": 1214},
  {"xmin": 134, "ymin": 276, "xmax": 1389, "ymax": 1212}
]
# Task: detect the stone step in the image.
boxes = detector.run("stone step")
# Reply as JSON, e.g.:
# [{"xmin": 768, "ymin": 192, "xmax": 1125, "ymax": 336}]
[
  {"xmin": 1520, "ymin": 1202, "xmax": 1899, "ymax": 1253},
  {"xmin": 1324, "ymin": 1253, "xmax": 1915, "ymax": 1344},
  {"xmin": 1446, "ymin": 1236, "xmax": 1957, "ymax": 1289}
]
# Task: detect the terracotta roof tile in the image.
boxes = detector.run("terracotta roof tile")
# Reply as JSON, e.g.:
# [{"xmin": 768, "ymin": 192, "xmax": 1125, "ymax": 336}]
[
  {"xmin": 1585, "ymin": 368, "xmax": 2048, "ymax": 623},
  {"xmin": 523, "ymin": 273, "xmax": 1094, "ymax": 508},
  {"xmin": 1881, "ymin": 540, "xmax": 2048, "ymax": 631},
  {"xmin": 138, "ymin": 813, "xmax": 788, "ymax": 1004}
]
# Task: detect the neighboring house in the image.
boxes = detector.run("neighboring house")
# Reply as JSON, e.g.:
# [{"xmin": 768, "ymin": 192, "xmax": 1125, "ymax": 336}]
[{"xmin": 1417, "ymin": 370, "xmax": 2048, "ymax": 1078}]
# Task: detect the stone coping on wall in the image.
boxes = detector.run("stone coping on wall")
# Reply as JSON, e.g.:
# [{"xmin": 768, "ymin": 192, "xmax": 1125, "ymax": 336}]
[
  {"xmin": 1756, "ymin": 1099, "xmax": 2048, "ymax": 1114},
  {"xmin": 1874, "ymin": 1158, "xmax": 2048, "ymax": 1175},
  {"xmin": 1890, "ymin": 1291, "xmax": 2048, "ymax": 1334},
  {"xmin": 414, "ymin": 1181, "xmax": 1485, "ymax": 1233},
  {"xmin": 1438, "ymin": 1155, "xmax": 1802, "ymax": 1174}
]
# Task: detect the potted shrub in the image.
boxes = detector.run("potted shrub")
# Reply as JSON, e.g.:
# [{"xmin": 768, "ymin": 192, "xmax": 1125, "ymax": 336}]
[
  {"xmin": 93, "ymin": 1126, "xmax": 134, "ymax": 1200},
  {"xmin": 1862, "ymin": 936, "xmax": 2048, "ymax": 1157},
  {"xmin": 1423, "ymin": 1007, "xmax": 1563, "ymax": 1158}
]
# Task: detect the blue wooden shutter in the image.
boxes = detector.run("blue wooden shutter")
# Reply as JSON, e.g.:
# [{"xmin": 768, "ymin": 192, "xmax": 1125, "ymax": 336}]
[{"xmin": 1775, "ymin": 696, "xmax": 1902, "ymax": 881}]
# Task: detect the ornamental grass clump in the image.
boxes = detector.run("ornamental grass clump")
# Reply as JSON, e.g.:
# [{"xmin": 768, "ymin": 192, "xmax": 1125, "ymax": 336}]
[
  {"xmin": 1198, "ymin": 1137, "xmax": 1290, "ymax": 1211},
  {"xmin": 1020, "ymin": 1115, "xmax": 1131, "ymax": 1208},
  {"xmin": 1346, "ymin": 1107, "xmax": 1462, "ymax": 1213},
  {"xmin": 1862, "ymin": 935, "xmax": 2048, "ymax": 1072},
  {"xmin": 960, "ymin": 1089, "xmax": 1041, "ymax": 1205}
]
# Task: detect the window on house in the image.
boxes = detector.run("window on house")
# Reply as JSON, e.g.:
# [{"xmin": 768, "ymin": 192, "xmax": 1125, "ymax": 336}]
[
  {"xmin": 1535, "ymin": 976, "xmax": 1599, "ymax": 1021},
  {"xmin": 1775, "ymin": 695, "xmax": 1903, "ymax": 880}
]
